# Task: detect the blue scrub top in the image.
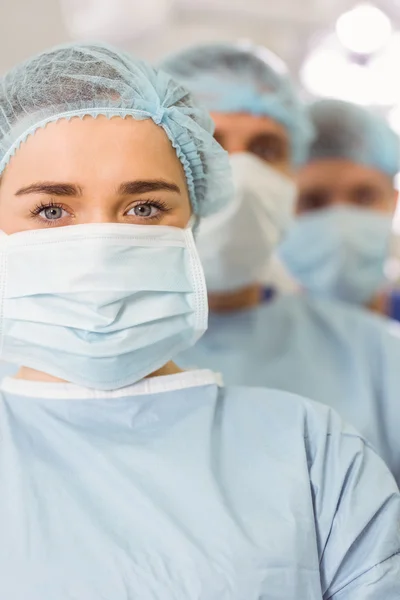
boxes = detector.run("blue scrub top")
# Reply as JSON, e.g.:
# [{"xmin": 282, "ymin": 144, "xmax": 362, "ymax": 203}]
[
  {"xmin": 178, "ymin": 294, "xmax": 400, "ymax": 486},
  {"xmin": 0, "ymin": 370, "xmax": 398, "ymax": 598},
  {"xmin": 388, "ymin": 289, "xmax": 400, "ymax": 321},
  {"xmin": 0, "ymin": 361, "xmax": 17, "ymax": 380}
]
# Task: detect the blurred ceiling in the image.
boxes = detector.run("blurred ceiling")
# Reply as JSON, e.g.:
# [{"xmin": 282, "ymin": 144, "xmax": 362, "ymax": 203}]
[
  {"xmin": 1, "ymin": 0, "xmax": 400, "ymax": 76},
  {"xmin": 143, "ymin": 0, "xmax": 400, "ymax": 74}
]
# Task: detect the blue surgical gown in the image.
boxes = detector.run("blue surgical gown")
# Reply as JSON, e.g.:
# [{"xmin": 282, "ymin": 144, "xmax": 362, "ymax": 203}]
[
  {"xmin": 0, "ymin": 370, "xmax": 399, "ymax": 598},
  {"xmin": 178, "ymin": 294, "xmax": 400, "ymax": 486},
  {"xmin": 0, "ymin": 360, "xmax": 17, "ymax": 379}
]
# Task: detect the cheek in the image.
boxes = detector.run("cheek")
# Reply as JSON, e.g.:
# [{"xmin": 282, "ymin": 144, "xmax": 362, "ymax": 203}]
[
  {"xmin": 166, "ymin": 197, "xmax": 192, "ymax": 228},
  {"xmin": 382, "ymin": 190, "xmax": 398, "ymax": 213},
  {"xmin": 0, "ymin": 185, "xmax": 39, "ymax": 234},
  {"xmin": 0, "ymin": 192, "xmax": 22, "ymax": 234},
  {"xmin": 276, "ymin": 161, "xmax": 293, "ymax": 178},
  {"xmin": 376, "ymin": 200, "xmax": 396, "ymax": 214},
  {"xmin": 0, "ymin": 170, "xmax": 30, "ymax": 233},
  {"xmin": 0, "ymin": 205, "xmax": 33, "ymax": 234}
]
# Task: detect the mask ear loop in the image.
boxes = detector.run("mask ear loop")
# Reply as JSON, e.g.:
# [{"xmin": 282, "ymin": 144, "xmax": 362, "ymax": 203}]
[{"xmin": 186, "ymin": 214, "xmax": 200, "ymax": 236}]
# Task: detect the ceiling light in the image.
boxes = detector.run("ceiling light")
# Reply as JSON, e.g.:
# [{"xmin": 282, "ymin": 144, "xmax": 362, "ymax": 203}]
[{"xmin": 336, "ymin": 3, "xmax": 392, "ymax": 55}]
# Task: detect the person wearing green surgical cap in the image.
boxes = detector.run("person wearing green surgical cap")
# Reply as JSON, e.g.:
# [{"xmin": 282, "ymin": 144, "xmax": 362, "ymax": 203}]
[
  {"xmin": 280, "ymin": 99, "xmax": 399, "ymax": 314},
  {"xmin": 162, "ymin": 43, "xmax": 400, "ymax": 488}
]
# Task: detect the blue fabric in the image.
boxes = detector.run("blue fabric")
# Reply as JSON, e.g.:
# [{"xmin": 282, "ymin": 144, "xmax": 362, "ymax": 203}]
[
  {"xmin": 160, "ymin": 43, "xmax": 314, "ymax": 165},
  {"xmin": 0, "ymin": 223, "xmax": 207, "ymax": 390},
  {"xmin": 279, "ymin": 206, "xmax": 392, "ymax": 305},
  {"xmin": 261, "ymin": 286, "xmax": 276, "ymax": 302},
  {"xmin": 307, "ymin": 99, "xmax": 399, "ymax": 177},
  {"xmin": 388, "ymin": 290, "xmax": 400, "ymax": 322},
  {"xmin": 178, "ymin": 295, "xmax": 400, "ymax": 486},
  {"xmin": 0, "ymin": 362, "xmax": 17, "ymax": 380},
  {"xmin": 0, "ymin": 376, "xmax": 399, "ymax": 597},
  {"xmin": 0, "ymin": 43, "xmax": 232, "ymax": 217}
]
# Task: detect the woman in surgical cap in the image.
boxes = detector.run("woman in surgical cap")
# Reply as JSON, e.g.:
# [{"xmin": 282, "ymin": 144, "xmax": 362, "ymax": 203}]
[{"xmin": 0, "ymin": 43, "xmax": 398, "ymax": 598}]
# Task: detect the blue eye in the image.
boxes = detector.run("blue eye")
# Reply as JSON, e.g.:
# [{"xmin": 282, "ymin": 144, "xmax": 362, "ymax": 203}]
[
  {"xmin": 40, "ymin": 206, "xmax": 66, "ymax": 220},
  {"xmin": 127, "ymin": 200, "xmax": 169, "ymax": 220},
  {"xmin": 30, "ymin": 202, "xmax": 69, "ymax": 223},
  {"xmin": 129, "ymin": 204, "xmax": 155, "ymax": 218}
]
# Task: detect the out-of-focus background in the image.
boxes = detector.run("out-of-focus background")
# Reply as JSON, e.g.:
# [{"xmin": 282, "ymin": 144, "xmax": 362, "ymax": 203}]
[
  {"xmin": 3, "ymin": 0, "xmax": 400, "ymax": 220},
  {"xmin": 3, "ymin": 0, "xmax": 400, "ymax": 122},
  {"xmin": 2, "ymin": 0, "xmax": 399, "ymax": 94}
]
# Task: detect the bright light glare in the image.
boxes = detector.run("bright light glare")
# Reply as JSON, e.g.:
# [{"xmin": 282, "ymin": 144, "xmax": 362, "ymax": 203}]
[
  {"xmin": 389, "ymin": 106, "xmax": 400, "ymax": 135},
  {"xmin": 336, "ymin": 3, "xmax": 392, "ymax": 55},
  {"xmin": 301, "ymin": 43, "xmax": 374, "ymax": 105},
  {"xmin": 301, "ymin": 33, "xmax": 400, "ymax": 106}
]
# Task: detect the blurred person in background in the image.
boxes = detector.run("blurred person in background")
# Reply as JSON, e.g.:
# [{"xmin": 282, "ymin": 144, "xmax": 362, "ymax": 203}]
[
  {"xmin": 280, "ymin": 99, "xmax": 399, "ymax": 315},
  {"xmin": 0, "ymin": 42, "xmax": 399, "ymax": 598},
  {"xmin": 162, "ymin": 42, "xmax": 400, "ymax": 486},
  {"xmin": 164, "ymin": 42, "xmax": 306, "ymax": 310}
]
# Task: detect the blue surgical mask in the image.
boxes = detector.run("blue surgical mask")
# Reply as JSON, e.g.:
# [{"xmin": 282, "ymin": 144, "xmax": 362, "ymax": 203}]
[
  {"xmin": 0, "ymin": 222, "xmax": 207, "ymax": 389},
  {"xmin": 279, "ymin": 206, "xmax": 393, "ymax": 305}
]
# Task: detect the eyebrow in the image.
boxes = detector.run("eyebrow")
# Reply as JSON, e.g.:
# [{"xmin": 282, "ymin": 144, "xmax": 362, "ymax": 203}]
[
  {"xmin": 15, "ymin": 182, "xmax": 82, "ymax": 197},
  {"xmin": 118, "ymin": 180, "xmax": 181, "ymax": 195},
  {"xmin": 15, "ymin": 179, "xmax": 181, "ymax": 197},
  {"xmin": 249, "ymin": 132, "xmax": 288, "ymax": 147}
]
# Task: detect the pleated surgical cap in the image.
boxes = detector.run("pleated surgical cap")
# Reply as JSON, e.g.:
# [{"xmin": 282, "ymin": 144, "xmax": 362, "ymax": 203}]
[
  {"xmin": 160, "ymin": 42, "xmax": 314, "ymax": 165},
  {"xmin": 0, "ymin": 43, "xmax": 232, "ymax": 217},
  {"xmin": 307, "ymin": 99, "xmax": 400, "ymax": 178}
]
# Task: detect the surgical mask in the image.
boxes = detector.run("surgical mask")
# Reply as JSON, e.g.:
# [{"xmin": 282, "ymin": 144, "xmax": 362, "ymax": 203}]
[
  {"xmin": 195, "ymin": 152, "xmax": 297, "ymax": 292},
  {"xmin": 279, "ymin": 205, "xmax": 393, "ymax": 305},
  {"xmin": 0, "ymin": 222, "xmax": 207, "ymax": 390}
]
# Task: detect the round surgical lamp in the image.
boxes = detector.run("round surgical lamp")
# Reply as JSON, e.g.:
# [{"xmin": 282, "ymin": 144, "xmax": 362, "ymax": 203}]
[{"xmin": 336, "ymin": 3, "xmax": 392, "ymax": 55}]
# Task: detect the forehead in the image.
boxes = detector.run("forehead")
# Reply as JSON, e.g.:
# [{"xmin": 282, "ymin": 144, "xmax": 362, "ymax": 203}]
[
  {"xmin": 2, "ymin": 115, "xmax": 186, "ymax": 186},
  {"xmin": 210, "ymin": 112, "xmax": 289, "ymax": 141},
  {"xmin": 297, "ymin": 158, "xmax": 392, "ymax": 190}
]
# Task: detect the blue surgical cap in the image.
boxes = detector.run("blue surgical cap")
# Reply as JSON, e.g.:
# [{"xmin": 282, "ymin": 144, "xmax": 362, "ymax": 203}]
[
  {"xmin": 307, "ymin": 99, "xmax": 400, "ymax": 178},
  {"xmin": 0, "ymin": 43, "xmax": 232, "ymax": 217},
  {"xmin": 160, "ymin": 42, "xmax": 314, "ymax": 165}
]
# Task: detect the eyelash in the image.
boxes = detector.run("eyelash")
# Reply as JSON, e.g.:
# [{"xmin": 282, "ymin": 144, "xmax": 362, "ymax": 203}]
[
  {"xmin": 127, "ymin": 199, "xmax": 171, "ymax": 221},
  {"xmin": 29, "ymin": 198, "xmax": 171, "ymax": 224},
  {"xmin": 29, "ymin": 201, "xmax": 67, "ymax": 225}
]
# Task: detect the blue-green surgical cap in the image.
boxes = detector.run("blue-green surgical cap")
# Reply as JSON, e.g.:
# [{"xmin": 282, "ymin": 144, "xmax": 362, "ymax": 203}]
[
  {"xmin": 0, "ymin": 43, "xmax": 232, "ymax": 217},
  {"xmin": 307, "ymin": 99, "xmax": 400, "ymax": 178},
  {"xmin": 160, "ymin": 42, "xmax": 314, "ymax": 165}
]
